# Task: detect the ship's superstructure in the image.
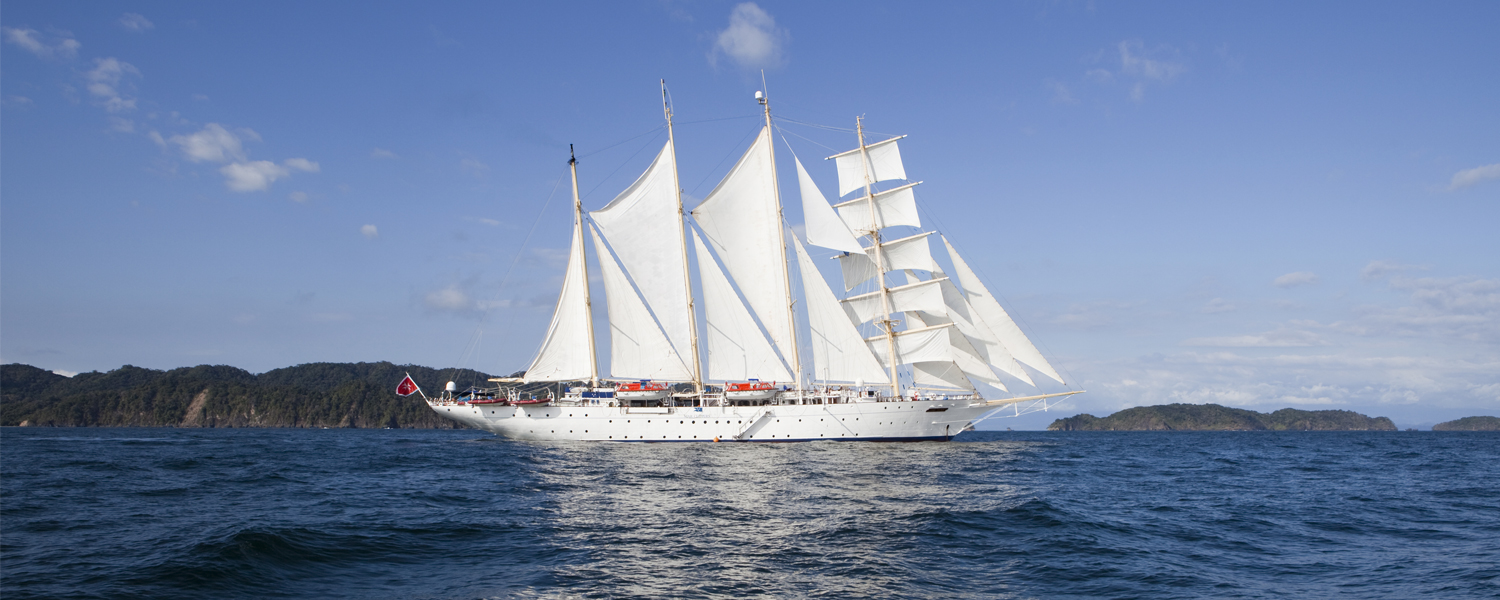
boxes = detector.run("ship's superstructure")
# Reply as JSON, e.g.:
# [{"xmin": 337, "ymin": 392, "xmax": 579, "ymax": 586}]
[{"xmin": 424, "ymin": 85, "xmax": 1081, "ymax": 441}]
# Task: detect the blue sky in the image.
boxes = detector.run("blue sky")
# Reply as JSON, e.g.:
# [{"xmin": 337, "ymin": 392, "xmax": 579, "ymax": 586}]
[{"xmin": 3, "ymin": 1, "xmax": 1496, "ymax": 428}]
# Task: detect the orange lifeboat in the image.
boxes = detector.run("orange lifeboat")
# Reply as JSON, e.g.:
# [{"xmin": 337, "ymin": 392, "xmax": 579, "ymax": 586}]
[
  {"xmin": 725, "ymin": 380, "xmax": 779, "ymax": 401},
  {"xmin": 614, "ymin": 380, "xmax": 671, "ymax": 401}
]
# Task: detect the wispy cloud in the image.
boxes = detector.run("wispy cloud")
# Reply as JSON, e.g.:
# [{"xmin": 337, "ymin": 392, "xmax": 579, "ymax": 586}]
[
  {"xmin": 1182, "ymin": 327, "xmax": 1328, "ymax": 347},
  {"xmin": 85, "ymin": 57, "xmax": 140, "ymax": 113},
  {"xmin": 709, "ymin": 3, "xmax": 788, "ymax": 70},
  {"xmin": 118, "ymin": 13, "xmax": 155, "ymax": 33},
  {"xmin": 371, "ymin": 148, "xmax": 398, "ymax": 159},
  {"xmin": 1116, "ymin": 40, "xmax": 1185, "ymax": 101},
  {"xmin": 1447, "ymin": 162, "xmax": 1500, "ymax": 191},
  {"xmin": 361, "ymin": 224, "xmax": 379, "ymax": 239},
  {"xmin": 460, "ymin": 158, "xmax": 489, "ymax": 177},
  {"xmin": 1361, "ymin": 260, "xmax": 1424, "ymax": 281},
  {"xmin": 1273, "ymin": 271, "xmax": 1319, "ymax": 288},
  {"xmin": 2, "ymin": 27, "xmax": 80, "ymax": 60}
]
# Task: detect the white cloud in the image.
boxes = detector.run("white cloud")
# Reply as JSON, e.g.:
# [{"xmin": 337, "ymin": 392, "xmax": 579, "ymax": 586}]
[
  {"xmin": 1448, "ymin": 162, "xmax": 1500, "ymax": 191},
  {"xmin": 108, "ymin": 116, "xmax": 135, "ymax": 133},
  {"xmin": 4, "ymin": 95, "xmax": 34, "ymax": 108},
  {"xmin": 118, "ymin": 13, "xmax": 154, "ymax": 32},
  {"xmin": 361, "ymin": 224, "xmax": 379, "ymax": 239},
  {"xmin": 288, "ymin": 191, "xmax": 309, "ymax": 203},
  {"xmin": 1116, "ymin": 40, "xmax": 1185, "ymax": 101},
  {"xmin": 1361, "ymin": 260, "xmax": 1424, "ymax": 281},
  {"xmin": 283, "ymin": 158, "xmax": 320, "ymax": 172},
  {"xmin": 191, "ymin": 93, "xmax": 210, "ymax": 102},
  {"xmin": 1182, "ymin": 327, "xmax": 1328, "ymax": 347},
  {"xmin": 219, "ymin": 161, "xmax": 290, "ymax": 192},
  {"xmin": 85, "ymin": 57, "xmax": 140, "ymax": 113},
  {"xmin": 1046, "ymin": 79, "xmax": 1078, "ymax": 105},
  {"xmin": 424, "ymin": 285, "xmax": 471, "ymax": 311},
  {"xmin": 1273, "ymin": 271, "xmax": 1319, "ymax": 288},
  {"xmin": 170, "ymin": 123, "xmax": 245, "ymax": 163},
  {"xmin": 2, "ymin": 27, "xmax": 80, "ymax": 60},
  {"xmin": 709, "ymin": 3, "xmax": 788, "ymax": 70},
  {"xmin": 1201, "ymin": 297, "xmax": 1236, "ymax": 314},
  {"xmin": 371, "ymin": 148, "xmax": 397, "ymax": 159},
  {"xmin": 460, "ymin": 158, "xmax": 489, "ymax": 177}
]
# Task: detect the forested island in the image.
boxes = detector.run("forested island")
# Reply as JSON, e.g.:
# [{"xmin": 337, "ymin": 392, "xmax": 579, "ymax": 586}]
[
  {"xmin": 1047, "ymin": 403, "xmax": 1397, "ymax": 431},
  {"xmin": 0, "ymin": 362, "xmax": 538, "ymax": 429},
  {"xmin": 1432, "ymin": 416, "xmax": 1500, "ymax": 431}
]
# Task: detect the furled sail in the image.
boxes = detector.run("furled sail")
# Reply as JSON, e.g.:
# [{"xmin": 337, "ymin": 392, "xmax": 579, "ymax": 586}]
[
  {"xmin": 828, "ymin": 136, "xmax": 907, "ymax": 197},
  {"xmin": 590, "ymin": 226, "xmax": 693, "ymax": 381},
  {"xmin": 943, "ymin": 235, "xmax": 1065, "ymax": 384},
  {"xmin": 796, "ymin": 157, "xmax": 864, "ymax": 253},
  {"xmin": 690, "ymin": 127, "xmax": 796, "ymax": 364},
  {"xmin": 589, "ymin": 140, "xmax": 693, "ymax": 359},
  {"xmin": 692, "ymin": 228, "xmax": 793, "ymax": 382},
  {"xmin": 792, "ymin": 235, "xmax": 887, "ymax": 384},
  {"xmin": 523, "ymin": 219, "xmax": 595, "ymax": 382},
  {"xmin": 833, "ymin": 182, "xmax": 921, "ymax": 233},
  {"xmin": 841, "ymin": 278, "xmax": 948, "ymax": 325},
  {"xmin": 837, "ymin": 231, "xmax": 935, "ymax": 290}
]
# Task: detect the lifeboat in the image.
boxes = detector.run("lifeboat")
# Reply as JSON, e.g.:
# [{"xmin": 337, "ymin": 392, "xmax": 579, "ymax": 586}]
[
  {"xmin": 614, "ymin": 380, "xmax": 671, "ymax": 401},
  {"xmin": 512, "ymin": 397, "xmax": 551, "ymax": 406},
  {"xmin": 724, "ymin": 380, "xmax": 779, "ymax": 401}
]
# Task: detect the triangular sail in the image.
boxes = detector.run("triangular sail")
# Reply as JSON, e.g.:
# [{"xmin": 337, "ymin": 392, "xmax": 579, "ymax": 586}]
[
  {"xmin": 590, "ymin": 226, "xmax": 693, "ymax": 381},
  {"xmin": 590, "ymin": 140, "xmax": 693, "ymax": 360},
  {"xmin": 523, "ymin": 221, "xmax": 595, "ymax": 382},
  {"xmin": 943, "ymin": 235, "xmax": 1065, "ymax": 384},
  {"xmin": 690, "ymin": 127, "xmax": 796, "ymax": 366},
  {"xmin": 829, "ymin": 136, "xmax": 907, "ymax": 197},
  {"xmin": 905, "ymin": 294, "xmax": 1010, "ymax": 392},
  {"xmin": 793, "ymin": 235, "xmax": 887, "ymax": 384},
  {"xmin": 692, "ymin": 228, "xmax": 793, "ymax": 382},
  {"xmin": 797, "ymin": 156, "xmax": 865, "ymax": 253}
]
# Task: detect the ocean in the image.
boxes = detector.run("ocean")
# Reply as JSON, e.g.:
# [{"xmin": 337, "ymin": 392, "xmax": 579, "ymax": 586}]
[{"xmin": 2, "ymin": 428, "xmax": 1496, "ymax": 599}]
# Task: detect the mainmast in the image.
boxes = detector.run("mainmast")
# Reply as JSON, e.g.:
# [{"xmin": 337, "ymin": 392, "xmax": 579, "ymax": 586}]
[
  {"xmin": 568, "ymin": 145, "xmax": 600, "ymax": 387},
  {"xmin": 858, "ymin": 117, "xmax": 901, "ymax": 397},
  {"xmin": 759, "ymin": 88, "xmax": 803, "ymax": 392},
  {"xmin": 663, "ymin": 81, "xmax": 703, "ymax": 396}
]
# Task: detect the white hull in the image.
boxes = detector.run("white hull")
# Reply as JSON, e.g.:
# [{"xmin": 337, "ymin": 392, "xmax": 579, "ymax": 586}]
[{"xmin": 428, "ymin": 398, "xmax": 1001, "ymax": 442}]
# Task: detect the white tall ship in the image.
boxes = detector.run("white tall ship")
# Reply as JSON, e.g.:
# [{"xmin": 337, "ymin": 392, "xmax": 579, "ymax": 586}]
[{"xmin": 427, "ymin": 87, "xmax": 1081, "ymax": 442}]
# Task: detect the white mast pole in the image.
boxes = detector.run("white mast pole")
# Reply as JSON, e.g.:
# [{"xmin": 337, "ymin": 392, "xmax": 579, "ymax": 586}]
[
  {"xmin": 759, "ymin": 83, "xmax": 803, "ymax": 394},
  {"xmin": 663, "ymin": 81, "xmax": 704, "ymax": 399},
  {"xmin": 569, "ymin": 146, "xmax": 599, "ymax": 388},
  {"xmin": 858, "ymin": 118, "xmax": 901, "ymax": 398}
]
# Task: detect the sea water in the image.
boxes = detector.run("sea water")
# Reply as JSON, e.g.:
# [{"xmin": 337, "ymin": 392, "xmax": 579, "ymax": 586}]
[{"xmin": 2, "ymin": 428, "xmax": 1496, "ymax": 599}]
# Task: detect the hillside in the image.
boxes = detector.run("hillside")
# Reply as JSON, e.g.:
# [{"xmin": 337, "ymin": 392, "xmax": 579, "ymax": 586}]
[
  {"xmin": 1432, "ymin": 416, "xmax": 1500, "ymax": 431},
  {"xmin": 1047, "ymin": 403, "xmax": 1396, "ymax": 431},
  {"xmin": 0, "ymin": 362, "xmax": 538, "ymax": 429}
]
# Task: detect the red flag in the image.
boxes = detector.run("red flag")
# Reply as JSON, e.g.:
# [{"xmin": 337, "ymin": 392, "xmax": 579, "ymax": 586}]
[{"xmin": 396, "ymin": 375, "xmax": 419, "ymax": 397}]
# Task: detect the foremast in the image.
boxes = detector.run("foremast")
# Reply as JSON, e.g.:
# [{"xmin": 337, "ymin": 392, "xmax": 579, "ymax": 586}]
[{"xmin": 856, "ymin": 117, "xmax": 902, "ymax": 398}]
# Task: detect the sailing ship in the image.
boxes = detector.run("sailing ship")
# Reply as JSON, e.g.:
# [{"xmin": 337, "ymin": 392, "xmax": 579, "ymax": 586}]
[{"xmin": 424, "ymin": 86, "xmax": 1082, "ymax": 441}]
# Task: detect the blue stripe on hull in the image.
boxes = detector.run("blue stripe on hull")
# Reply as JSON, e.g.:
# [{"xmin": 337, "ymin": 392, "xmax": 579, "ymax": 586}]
[{"xmin": 599, "ymin": 435, "xmax": 953, "ymax": 443}]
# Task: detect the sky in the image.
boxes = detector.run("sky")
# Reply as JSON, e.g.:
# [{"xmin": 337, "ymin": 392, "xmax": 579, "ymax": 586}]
[{"xmin": 3, "ymin": 1, "xmax": 1497, "ymax": 429}]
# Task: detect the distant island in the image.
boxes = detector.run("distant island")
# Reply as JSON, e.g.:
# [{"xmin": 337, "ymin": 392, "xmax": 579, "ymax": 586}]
[
  {"xmin": 0, "ymin": 362, "xmax": 536, "ymax": 429},
  {"xmin": 1432, "ymin": 416, "xmax": 1500, "ymax": 431},
  {"xmin": 1048, "ymin": 403, "xmax": 1396, "ymax": 431}
]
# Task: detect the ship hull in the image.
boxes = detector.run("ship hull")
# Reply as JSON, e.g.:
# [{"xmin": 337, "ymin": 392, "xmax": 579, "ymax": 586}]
[{"xmin": 427, "ymin": 398, "xmax": 1002, "ymax": 442}]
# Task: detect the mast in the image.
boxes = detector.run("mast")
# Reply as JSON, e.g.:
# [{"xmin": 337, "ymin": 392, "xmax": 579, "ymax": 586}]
[
  {"xmin": 663, "ymin": 81, "xmax": 703, "ymax": 396},
  {"xmin": 759, "ymin": 86, "xmax": 803, "ymax": 393},
  {"xmin": 569, "ymin": 145, "xmax": 599, "ymax": 387},
  {"xmin": 858, "ymin": 117, "xmax": 901, "ymax": 397}
]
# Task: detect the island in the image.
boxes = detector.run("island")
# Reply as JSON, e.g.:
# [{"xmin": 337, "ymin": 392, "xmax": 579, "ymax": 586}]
[
  {"xmin": 0, "ymin": 362, "xmax": 535, "ymax": 429},
  {"xmin": 1432, "ymin": 416, "xmax": 1500, "ymax": 431},
  {"xmin": 1047, "ymin": 403, "xmax": 1396, "ymax": 431}
]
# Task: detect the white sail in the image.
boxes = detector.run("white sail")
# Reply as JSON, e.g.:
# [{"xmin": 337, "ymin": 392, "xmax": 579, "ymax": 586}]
[
  {"xmin": 866, "ymin": 324, "xmax": 953, "ymax": 366},
  {"xmin": 590, "ymin": 226, "xmax": 693, "ymax": 381},
  {"xmin": 523, "ymin": 221, "xmax": 595, "ymax": 382},
  {"xmin": 833, "ymin": 182, "xmax": 921, "ymax": 233},
  {"xmin": 837, "ymin": 231, "xmax": 935, "ymax": 290},
  {"xmin": 590, "ymin": 140, "xmax": 693, "ymax": 359},
  {"xmin": 692, "ymin": 228, "xmax": 793, "ymax": 382},
  {"xmin": 904, "ymin": 310, "xmax": 1009, "ymax": 392},
  {"xmin": 829, "ymin": 136, "xmax": 907, "ymax": 197},
  {"xmin": 943, "ymin": 235, "xmax": 1065, "ymax": 384},
  {"xmin": 796, "ymin": 157, "xmax": 864, "ymax": 253},
  {"xmin": 933, "ymin": 274, "xmax": 1032, "ymax": 386},
  {"xmin": 841, "ymin": 278, "xmax": 947, "ymax": 325},
  {"xmin": 690, "ymin": 127, "xmax": 796, "ymax": 365},
  {"xmin": 793, "ymin": 235, "xmax": 887, "ymax": 384}
]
